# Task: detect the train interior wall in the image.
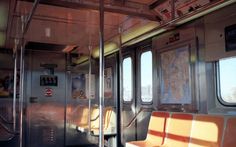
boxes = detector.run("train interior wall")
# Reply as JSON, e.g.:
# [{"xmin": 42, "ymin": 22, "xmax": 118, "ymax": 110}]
[
  {"xmin": 0, "ymin": 2, "xmax": 236, "ymax": 147},
  {"xmin": 121, "ymin": 2, "xmax": 236, "ymax": 144}
]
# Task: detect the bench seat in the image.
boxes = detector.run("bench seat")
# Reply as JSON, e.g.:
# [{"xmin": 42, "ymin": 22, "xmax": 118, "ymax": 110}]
[
  {"xmin": 126, "ymin": 111, "xmax": 169, "ymax": 147},
  {"xmin": 126, "ymin": 111, "xmax": 236, "ymax": 147},
  {"xmin": 223, "ymin": 117, "xmax": 236, "ymax": 147}
]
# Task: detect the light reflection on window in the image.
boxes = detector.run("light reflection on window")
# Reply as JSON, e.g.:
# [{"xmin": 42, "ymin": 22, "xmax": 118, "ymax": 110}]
[
  {"xmin": 219, "ymin": 57, "xmax": 236, "ymax": 104},
  {"xmin": 123, "ymin": 57, "xmax": 132, "ymax": 101},
  {"xmin": 141, "ymin": 51, "xmax": 153, "ymax": 102}
]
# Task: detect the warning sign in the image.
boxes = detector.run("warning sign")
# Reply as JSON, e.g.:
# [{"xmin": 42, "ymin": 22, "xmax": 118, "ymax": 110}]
[{"xmin": 45, "ymin": 88, "xmax": 53, "ymax": 97}]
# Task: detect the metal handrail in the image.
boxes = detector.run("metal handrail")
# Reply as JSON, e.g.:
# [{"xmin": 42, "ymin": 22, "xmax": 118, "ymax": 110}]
[
  {"xmin": 0, "ymin": 114, "xmax": 13, "ymax": 124},
  {"xmin": 90, "ymin": 114, "xmax": 100, "ymax": 122},
  {"xmin": 0, "ymin": 122, "xmax": 16, "ymax": 142},
  {"xmin": 98, "ymin": 0, "xmax": 105, "ymax": 146},
  {"xmin": 90, "ymin": 106, "xmax": 115, "ymax": 122},
  {"xmin": 0, "ymin": 121, "xmax": 19, "ymax": 135},
  {"xmin": 124, "ymin": 107, "xmax": 155, "ymax": 129}
]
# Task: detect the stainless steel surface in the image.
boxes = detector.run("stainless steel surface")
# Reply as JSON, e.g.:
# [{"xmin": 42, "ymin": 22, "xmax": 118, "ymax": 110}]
[
  {"xmin": 204, "ymin": 3, "xmax": 236, "ymax": 61},
  {"xmin": 99, "ymin": 0, "xmax": 105, "ymax": 146},
  {"xmin": 204, "ymin": 3, "xmax": 236, "ymax": 114},
  {"xmin": 19, "ymin": 41, "xmax": 24, "ymax": 147},
  {"xmin": 88, "ymin": 45, "xmax": 92, "ymax": 134},
  {"xmin": 134, "ymin": 42, "xmax": 154, "ymax": 140},
  {"xmin": 121, "ymin": 51, "xmax": 136, "ymax": 144},
  {"xmin": 23, "ymin": 0, "xmax": 40, "ymax": 37},
  {"xmin": 64, "ymin": 53, "xmax": 70, "ymax": 146},
  {"xmin": 26, "ymin": 51, "xmax": 66, "ymax": 147},
  {"xmin": 18, "ymin": 1, "xmax": 41, "ymax": 145},
  {"xmin": 19, "ymin": 15, "xmax": 26, "ymax": 147},
  {"xmin": 118, "ymin": 26, "xmax": 123, "ymax": 146},
  {"xmin": 13, "ymin": 39, "xmax": 18, "ymax": 132}
]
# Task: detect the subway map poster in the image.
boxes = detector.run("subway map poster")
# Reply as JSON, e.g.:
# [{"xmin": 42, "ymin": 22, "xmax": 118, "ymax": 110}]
[{"xmin": 160, "ymin": 46, "xmax": 191, "ymax": 104}]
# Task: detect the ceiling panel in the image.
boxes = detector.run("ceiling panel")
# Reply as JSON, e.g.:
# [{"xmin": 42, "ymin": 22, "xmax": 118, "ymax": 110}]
[
  {"xmin": 7, "ymin": 1, "xmax": 156, "ymax": 53},
  {"xmin": 128, "ymin": 0, "xmax": 154, "ymax": 5}
]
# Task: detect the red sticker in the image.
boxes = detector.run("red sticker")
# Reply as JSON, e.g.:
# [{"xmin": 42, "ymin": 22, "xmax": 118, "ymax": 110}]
[{"xmin": 45, "ymin": 88, "xmax": 53, "ymax": 97}]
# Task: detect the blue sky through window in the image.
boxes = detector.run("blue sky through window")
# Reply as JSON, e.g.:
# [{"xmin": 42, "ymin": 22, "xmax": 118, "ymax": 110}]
[{"xmin": 219, "ymin": 57, "xmax": 236, "ymax": 103}]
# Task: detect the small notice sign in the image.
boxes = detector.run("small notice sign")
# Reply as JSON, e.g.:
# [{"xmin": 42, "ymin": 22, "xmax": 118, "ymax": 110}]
[{"xmin": 45, "ymin": 88, "xmax": 53, "ymax": 97}]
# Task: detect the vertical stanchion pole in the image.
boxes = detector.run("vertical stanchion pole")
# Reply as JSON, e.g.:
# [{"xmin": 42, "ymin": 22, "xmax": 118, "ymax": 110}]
[
  {"xmin": 64, "ymin": 53, "xmax": 70, "ymax": 147},
  {"xmin": 99, "ymin": 0, "xmax": 105, "ymax": 146},
  {"xmin": 18, "ymin": 1, "xmax": 40, "ymax": 146},
  {"xmin": 13, "ymin": 39, "xmax": 19, "ymax": 132},
  {"xmin": 88, "ymin": 45, "xmax": 92, "ymax": 134},
  {"xmin": 19, "ymin": 15, "xmax": 25, "ymax": 147},
  {"xmin": 171, "ymin": 0, "xmax": 175, "ymax": 20},
  {"xmin": 118, "ymin": 26, "xmax": 123, "ymax": 146}
]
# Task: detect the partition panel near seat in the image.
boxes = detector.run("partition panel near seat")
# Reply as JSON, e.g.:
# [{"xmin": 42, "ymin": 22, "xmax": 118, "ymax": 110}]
[
  {"xmin": 126, "ymin": 111, "xmax": 169, "ymax": 147},
  {"xmin": 161, "ymin": 113, "xmax": 193, "ymax": 147},
  {"xmin": 91, "ymin": 107, "xmax": 112, "ymax": 129},
  {"xmin": 189, "ymin": 115, "xmax": 224, "ymax": 147},
  {"xmin": 78, "ymin": 106, "xmax": 89, "ymax": 126},
  {"xmin": 91, "ymin": 107, "xmax": 116, "ymax": 136},
  {"xmin": 223, "ymin": 117, "xmax": 236, "ymax": 147}
]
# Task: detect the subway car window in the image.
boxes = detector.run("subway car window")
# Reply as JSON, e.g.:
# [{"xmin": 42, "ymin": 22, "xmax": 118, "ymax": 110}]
[
  {"xmin": 140, "ymin": 51, "xmax": 153, "ymax": 103},
  {"xmin": 218, "ymin": 57, "xmax": 236, "ymax": 104},
  {"xmin": 123, "ymin": 57, "xmax": 133, "ymax": 102}
]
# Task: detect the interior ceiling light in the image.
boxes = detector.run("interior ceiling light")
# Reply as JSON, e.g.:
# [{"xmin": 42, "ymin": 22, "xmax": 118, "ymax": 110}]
[
  {"xmin": 89, "ymin": 22, "xmax": 160, "ymax": 58},
  {"xmin": 123, "ymin": 28, "xmax": 167, "ymax": 47},
  {"xmin": 74, "ymin": 55, "xmax": 89, "ymax": 65},
  {"xmin": 121, "ymin": 22, "xmax": 159, "ymax": 43},
  {"xmin": 92, "ymin": 42, "xmax": 118, "ymax": 58}
]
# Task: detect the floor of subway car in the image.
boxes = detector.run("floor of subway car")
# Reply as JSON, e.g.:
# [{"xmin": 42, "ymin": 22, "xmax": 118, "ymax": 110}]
[
  {"xmin": 66, "ymin": 126, "xmax": 99, "ymax": 147},
  {"xmin": 66, "ymin": 145, "xmax": 98, "ymax": 147},
  {"xmin": 0, "ymin": 135, "xmax": 19, "ymax": 147}
]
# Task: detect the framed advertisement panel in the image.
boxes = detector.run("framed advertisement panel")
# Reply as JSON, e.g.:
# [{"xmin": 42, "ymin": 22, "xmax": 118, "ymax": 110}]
[
  {"xmin": 72, "ymin": 73, "xmax": 95, "ymax": 99},
  {"xmin": 160, "ymin": 46, "xmax": 191, "ymax": 104},
  {"xmin": 104, "ymin": 67, "xmax": 113, "ymax": 99}
]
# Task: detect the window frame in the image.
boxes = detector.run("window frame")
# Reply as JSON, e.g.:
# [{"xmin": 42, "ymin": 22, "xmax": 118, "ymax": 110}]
[
  {"xmin": 216, "ymin": 57, "xmax": 236, "ymax": 106},
  {"xmin": 140, "ymin": 50, "xmax": 153, "ymax": 104},
  {"xmin": 122, "ymin": 56, "xmax": 133, "ymax": 103}
]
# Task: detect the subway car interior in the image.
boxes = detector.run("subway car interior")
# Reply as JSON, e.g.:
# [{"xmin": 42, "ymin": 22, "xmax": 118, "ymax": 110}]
[{"xmin": 0, "ymin": 0, "xmax": 236, "ymax": 147}]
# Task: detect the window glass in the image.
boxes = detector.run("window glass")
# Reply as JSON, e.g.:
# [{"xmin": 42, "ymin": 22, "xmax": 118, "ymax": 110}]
[
  {"xmin": 141, "ymin": 51, "xmax": 153, "ymax": 102},
  {"xmin": 123, "ymin": 57, "xmax": 132, "ymax": 101},
  {"xmin": 219, "ymin": 57, "xmax": 236, "ymax": 104}
]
